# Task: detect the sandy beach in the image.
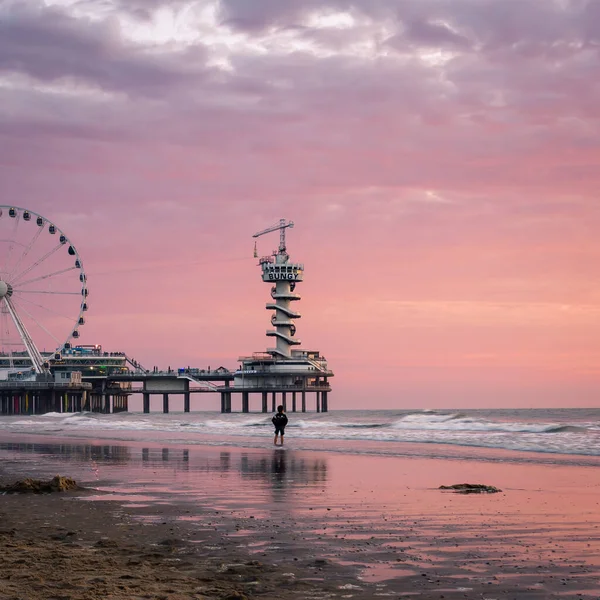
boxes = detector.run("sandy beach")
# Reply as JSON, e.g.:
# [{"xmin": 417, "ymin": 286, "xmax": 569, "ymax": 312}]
[{"xmin": 1, "ymin": 431, "xmax": 600, "ymax": 599}]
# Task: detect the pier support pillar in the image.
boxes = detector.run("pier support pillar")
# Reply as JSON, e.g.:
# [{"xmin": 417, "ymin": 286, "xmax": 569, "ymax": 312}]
[
  {"xmin": 262, "ymin": 391, "xmax": 268, "ymax": 413},
  {"xmin": 271, "ymin": 392, "xmax": 276, "ymax": 413},
  {"xmin": 143, "ymin": 393, "xmax": 150, "ymax": 414},
  {"xmin": 113, "ymin": 395, "xmax": 128, "ymax": 413},
  {"xmin": 242, "ymin": 392, "xmax": 249, "ymax": 413},
  {"xmin": 103, "ymin": 394, "xmax": 111, "ymax": 414},
  {"xmin": 316, "ymin": 391, "xmax": 321, "ymax": 413},
  {"xmin": 302, "ymin": 390, "xmax": 306, "ymax": 413},
  {"xmin": 282, "ymin": 391, "xmax": 287, "ymax": 412},
  {"xmin": 292, "ymin": 391, "xmax": 297, "ymax": 413},
  {"xmin": 183, "ymin": 380, "xmax": 190, "ymax": 413},
  {"xmin": 322, "ymin": 391, "xmax": 328, "ymax": 413},
  {"xmin": 163, "ymin": 393, "xmax": 169, "ymax": 414},
  {"xmin": 220, "ymin": 392, "xmax": 231, "ymax": 413}
]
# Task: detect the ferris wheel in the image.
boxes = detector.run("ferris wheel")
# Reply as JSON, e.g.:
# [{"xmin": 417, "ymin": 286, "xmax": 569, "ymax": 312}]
[{"xmin": 0, "ymin": 206, "xmax": 88, "ymax": 377}]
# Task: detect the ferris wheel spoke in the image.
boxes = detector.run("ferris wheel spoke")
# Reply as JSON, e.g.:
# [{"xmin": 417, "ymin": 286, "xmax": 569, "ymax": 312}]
[
  {"xmin": 15, "ymin": 266, "xmax": 78, "ymax": 289},
  {"xmin": 2, "ymin": 214, "xmax": 22, "ymax": 276},
  {"xmin": 0, "ymin": 310, "xmax": 6, "ymax": 365},
  {"xmin": 10, "ymin": 298, "xmax": 61, "ymax": 345},
  {"xmin": 13, "ymin": 293, "xmax": 77, "ymax": 322},
  {"xmin": 17, "ymin": 290, "xmax": 82, "ymax": 295},
  {"xmin": 7, "ymin": 223, "xmax": 45, "ymax": 281},
  {"xmin": 10, "ymin": 243, "xmax": 63, "ymax": 286}
]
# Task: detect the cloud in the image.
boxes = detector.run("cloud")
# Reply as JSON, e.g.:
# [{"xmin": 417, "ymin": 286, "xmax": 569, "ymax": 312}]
[
  {"xmin": 217, "ymin": 0, "xmax": 353, "ymax": 31},
  {"xmin": 0, "ymin": 2, "xmax": 209, "ymax": 95}
]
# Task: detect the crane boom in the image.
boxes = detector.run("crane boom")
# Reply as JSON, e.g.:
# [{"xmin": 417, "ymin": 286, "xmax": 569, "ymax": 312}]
[{"xmin": 253, "ymin": 219, "xmax": 294, "ymax": 253}]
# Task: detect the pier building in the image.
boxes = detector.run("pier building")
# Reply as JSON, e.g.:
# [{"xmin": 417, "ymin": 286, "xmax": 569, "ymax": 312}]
[
  {"xmin": 0, "ymin": 347, "xmax": 132, "ymax": 414},
  {"xmin": 0, "ymin": 347, "xmax": 234, "ymax": 414}
]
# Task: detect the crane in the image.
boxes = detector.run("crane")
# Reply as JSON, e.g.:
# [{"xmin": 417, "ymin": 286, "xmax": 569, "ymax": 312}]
[{"xmin": 253, "ymin": 219, "xmax": 294, "ymax": 257}]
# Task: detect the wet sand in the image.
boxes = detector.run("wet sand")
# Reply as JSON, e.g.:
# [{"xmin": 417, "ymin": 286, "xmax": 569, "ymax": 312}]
[
  {"xmin": 1, "ymin": 433, "xmax": 600, "ymax": 599},
  {"xmin": 0, "ymin": 488, "xmax": 359, "ymax": 600}
]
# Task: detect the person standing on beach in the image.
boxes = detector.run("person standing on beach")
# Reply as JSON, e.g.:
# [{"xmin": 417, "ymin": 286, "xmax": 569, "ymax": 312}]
[{"xmin": 272, "ymin": 405, "xmax": 288, "ymax": 446}]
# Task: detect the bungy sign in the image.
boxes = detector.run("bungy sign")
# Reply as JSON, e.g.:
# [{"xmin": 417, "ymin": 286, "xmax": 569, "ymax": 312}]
[
  {"xmin": 262, "ymin": 263, "xmax": 304, "ymax": 281},
  {"xmin": 267, "ymin": 272, "xmax": 302, "ymax": 281}
]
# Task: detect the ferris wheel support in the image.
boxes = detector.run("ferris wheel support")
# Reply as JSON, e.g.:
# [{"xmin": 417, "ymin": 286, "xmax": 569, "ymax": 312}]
[{"xmin": 2, "ymin": 291, "xmax": 48, "ymax": 375}]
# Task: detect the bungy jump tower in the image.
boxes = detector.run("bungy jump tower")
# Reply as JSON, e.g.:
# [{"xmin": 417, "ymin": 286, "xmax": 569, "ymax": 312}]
[{"xmin": 222, "ymin": 219, "xmax": 333, "ymax": 413}]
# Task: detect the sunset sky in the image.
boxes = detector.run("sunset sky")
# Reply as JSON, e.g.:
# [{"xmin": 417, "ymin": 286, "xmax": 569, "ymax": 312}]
[{"xmin": 1, "ymin": 0, "xmax": 600, "ymax": 409}]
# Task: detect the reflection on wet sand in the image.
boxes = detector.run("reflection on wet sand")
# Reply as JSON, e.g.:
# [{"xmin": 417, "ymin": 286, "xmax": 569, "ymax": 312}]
[
  {"xmin": 239, "ymin": 450, "xmax": 328, "ymax": 502},
  {"xmin": 141, "ymin": 447, "xmax": 189, "ymax": 467},
  {"xmin": 137, "ymin": 448, "xmax": 329, "ymax": 503},
  {"xmin": 0, "ymin": 441, "xmax": 131, "ymax": 464},
  {"xmin": 0, "ymin": 440, "xmax": 329, "ymax": 509}
]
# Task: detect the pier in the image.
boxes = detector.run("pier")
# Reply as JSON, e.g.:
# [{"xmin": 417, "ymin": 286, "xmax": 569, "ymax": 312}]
[
  {"xmin": 0, "ymin": 209, "xmax": 333, "ymax": 414},
  {"xmin": 0, "ymin": 362, "xmax": 330, "ymax": 415}
]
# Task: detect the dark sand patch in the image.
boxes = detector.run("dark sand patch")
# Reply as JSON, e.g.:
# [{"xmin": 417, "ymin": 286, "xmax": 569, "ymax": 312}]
[
  {"xmin": 0, "ymin": 477, "xmax": 367, "ymax": 600},
  {"xmin": 0, "ymin": 475, "xmax": 81, "ymax": 494}
]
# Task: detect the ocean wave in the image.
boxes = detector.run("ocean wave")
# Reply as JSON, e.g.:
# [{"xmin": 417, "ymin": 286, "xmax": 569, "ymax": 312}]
[
  {"xmin": 542, "ymin": 425, "xmax": 587, "ymax": 433},
  {"xmin": 389, "ymin": 414, "xmax": 592, "ymax": 434},
  {"xmin": 398, "ymin": 412, "xmax": 464, "ymax": 424},
  {"xmin": 40, "ymin": 412, "xmax": 78, "ymax": 418},
  {"xmin": 340, "ymin": 423, "xmax": 386, "ymax": 429}
]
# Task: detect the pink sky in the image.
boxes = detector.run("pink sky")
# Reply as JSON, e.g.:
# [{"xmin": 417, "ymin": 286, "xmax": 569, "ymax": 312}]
[{"xmin": 1, "ymin": 0, "xmax": 600, "ymax": 409}]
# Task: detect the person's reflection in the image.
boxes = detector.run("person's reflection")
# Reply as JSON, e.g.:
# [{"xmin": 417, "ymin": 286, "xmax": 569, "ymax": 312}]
[
  {"xmin": 271, "ymin": 449, "xmax": 288, "ymax": 502},
  {"xmin": 219, "ymin": 451, "xmax": 231, "ymax": 472}
]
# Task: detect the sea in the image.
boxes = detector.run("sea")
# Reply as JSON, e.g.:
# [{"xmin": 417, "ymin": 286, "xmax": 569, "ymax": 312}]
[{"xmin": 1, "ymin": 408, "xmax": 599, "ymax": 466}]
